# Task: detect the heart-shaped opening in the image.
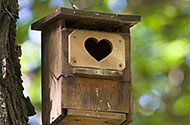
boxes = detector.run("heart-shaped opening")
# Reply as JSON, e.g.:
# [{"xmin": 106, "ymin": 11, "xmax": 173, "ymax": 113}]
[{"xmin": 84, "ymin": 37, "xmax": 112, "ymax": 61}]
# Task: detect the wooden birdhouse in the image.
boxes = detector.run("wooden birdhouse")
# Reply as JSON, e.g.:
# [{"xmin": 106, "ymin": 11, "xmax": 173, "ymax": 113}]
[{"xmin": 31, "ymin": 8, "xmax": 140, "ymax": 125}]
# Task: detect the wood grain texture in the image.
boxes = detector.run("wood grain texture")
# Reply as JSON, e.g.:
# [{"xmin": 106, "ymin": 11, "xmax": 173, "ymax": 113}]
[
  {"xmin": 59, "ymin": 109, "xmax": 127, "ymax": 125},
  {"xmin": 41, "ymin": 26, "xmax": 133, "ymax": 124},
  {"xmin": 120, "ymin": 26, "xmax": 133, "ymax": 124},
  {"xmin": 126, "ymin": 29, "xmax": 133, "ymax": 124},
  {"xmin": 60, "ymin": 28, "xmax": 132, "ymax": 118},
  {"xmin": 73, "ymin": 68, "xmax": 123, "ymax": 78},
  {"xmin": 68, "ymin": 30, "xmax": 126, "ymax": 70},
  {"xmin": 35, "ymin": 8, "xmax": 137, "ymax": 124},
  {"xmin": 62, "ymin": 77, "xmax": 131, "ymax": 113},
  {"xmin": 31, "ymin": 8, "xmax": 140, "ymax": 32},
  {"xmin": 42, "ymin": 20, "xmax": 63, "ymax": 124}
]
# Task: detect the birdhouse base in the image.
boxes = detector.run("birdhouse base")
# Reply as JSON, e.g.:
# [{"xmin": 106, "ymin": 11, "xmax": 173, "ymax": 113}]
[{"xmin": 59, "ymin": 109, "xmax": 127, "ymax": 125}]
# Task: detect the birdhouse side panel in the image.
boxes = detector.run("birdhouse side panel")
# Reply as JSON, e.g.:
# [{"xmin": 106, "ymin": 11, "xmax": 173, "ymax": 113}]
[
  {"xmin": 120, "ymin": 28, "xmax": 133, "ymax": 123},
  {"xmin": 120, "ymin": 32, "xmax": 131, "ymax": 82},
  {"xmin": 42, "ymin": 20, "xmax": 63, "ymax": 124}
]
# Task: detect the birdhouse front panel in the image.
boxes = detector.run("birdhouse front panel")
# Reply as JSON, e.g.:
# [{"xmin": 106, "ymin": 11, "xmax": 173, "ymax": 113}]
[
  {"xmin": 59, "ymin": 28, "xmax": 132, "ymax": 125},
  {"xmin": 31, "ymin": 8, "xmax": 140, "ymax": 125},
  {"xmin": 61, "ymin": 28, "xmax": 131, "ymax": 112},
  {"xmin": 68, "ymin": 30, "xmax": 125, "ymax": 70}
]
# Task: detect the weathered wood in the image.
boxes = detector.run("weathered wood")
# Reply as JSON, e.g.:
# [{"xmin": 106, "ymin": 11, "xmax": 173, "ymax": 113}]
[
  {"xmin": 68, "ymin": 29, "xmax": 126, "ymax": 70},
  {"xmin": 73, "ymin": 68, "xmax": 123, "ymax": 78},
  {"xmin": 60, "ymin": 28, "xmax": 132, "ymax": 123},
  {"xmin": 61, "ymin": 76, "xmax": 131, "ymax": 113},
  {"xmin": 31, "ymin": 8, "xmax": 140, "ymax": 32},
  {"xmin": 40, "ymin": 27, "xmax": 133, "ymax": 124},
  {"xmin": 42, "ymin": 20, "xmax": 63, "ymax": 124},
  {"xmin": 59, "ymin": 109, "xmax": 127, "ymax": 125},
  {"xmin": 33, "ymin": 7, "xmax": 140, "ymax": 125},
  {"xmin": 120, "ymin": 26, "xmax": 133, "ymax": 124}
]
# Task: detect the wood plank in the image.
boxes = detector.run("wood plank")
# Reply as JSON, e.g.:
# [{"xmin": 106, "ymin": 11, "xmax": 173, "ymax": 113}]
[
  {"xmin": 59, "ymin": 109, "xmax": 127, "ymax": 125},
  {"xmin": 42, "ymin": 20, "xmax": 63, "ymax": 124},
  {"xmin": 62, "ymin": 76, "xmax": 131, "ymax": 113},
  {"xmin": 68, "ymin": 30, "xmax": 126, "ymax": 70},
  {"xmin": 127, "ymin": 28, "xmax": 133, "ymax": 123},
  {"xmin": 120, "ymin": 32, "xmax": 131, "ymax": 82},
  {"xmin": 68, "ymin": 109, "xmax": 126, "ymax": 120},
  {"xmin": 121, "ymin": 26, "xmax": 133, "ymax": 124},
  {"xmin": 31, "ymin": 7, "xmax": 140, "ymax": 32},
  {"xmin": 73, "ymin": 68, "xmax": 123, "ymax": 78}
]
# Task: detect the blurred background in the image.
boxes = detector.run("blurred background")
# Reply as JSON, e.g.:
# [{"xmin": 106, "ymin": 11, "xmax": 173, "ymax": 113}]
[{"xmin": 16, "ymin": 0, "xmax": 190, "ymax": 124}]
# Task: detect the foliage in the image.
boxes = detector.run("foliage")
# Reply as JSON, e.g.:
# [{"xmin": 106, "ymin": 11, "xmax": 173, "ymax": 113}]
[{"xmin": 17, "ymin": 0, "xmax": 190, "ymax": 124}]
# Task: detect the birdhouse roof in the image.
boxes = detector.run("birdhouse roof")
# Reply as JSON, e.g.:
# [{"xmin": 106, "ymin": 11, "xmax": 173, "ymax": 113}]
[{"xmin": 31, "ymin": 7, "xmax": 140, "ymax": 32}]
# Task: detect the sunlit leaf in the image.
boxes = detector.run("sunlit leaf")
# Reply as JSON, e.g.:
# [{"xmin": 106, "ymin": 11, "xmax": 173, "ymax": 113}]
[{"xmin": 173, "ymin": 95, "xmax": 190, "ymax": 116}]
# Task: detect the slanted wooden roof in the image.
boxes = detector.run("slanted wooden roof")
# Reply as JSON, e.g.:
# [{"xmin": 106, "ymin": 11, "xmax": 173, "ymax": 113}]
[{"xmin": 31, "ymin": 7, "xmax": 140, "ymax": 32}]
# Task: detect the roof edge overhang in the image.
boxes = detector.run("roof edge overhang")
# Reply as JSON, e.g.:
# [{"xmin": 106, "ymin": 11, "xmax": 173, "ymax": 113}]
[{"xmin": 31, "ymin": 7, "xmax": 141, "ymax": 31}]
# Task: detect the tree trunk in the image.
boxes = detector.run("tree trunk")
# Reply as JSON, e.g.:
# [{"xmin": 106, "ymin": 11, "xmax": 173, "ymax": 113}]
[{"xmin": 0, "ymin": 0, "xmax": 35, "ymax": 124}]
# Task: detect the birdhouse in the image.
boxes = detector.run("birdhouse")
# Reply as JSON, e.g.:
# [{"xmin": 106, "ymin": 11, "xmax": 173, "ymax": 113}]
[{"xmin": 31, "ymin": 8, "xmax": 140, "ymax": 125}]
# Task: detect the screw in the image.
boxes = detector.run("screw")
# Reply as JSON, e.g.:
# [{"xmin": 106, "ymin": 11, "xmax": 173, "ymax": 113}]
[
  {"xmin": 119, "ymin": 64, "xmax": 122, "ymax": 67},
  {"xmin": 73, "ymin": 60, "xmax": 77, "ymax": 63},
  {"xmin": 73, "ymin": 36, "xmax": 76, "ymax": 38},
  {"xmin": 119, "ymin": 40, "xmax": 122, "ymax": 43}
]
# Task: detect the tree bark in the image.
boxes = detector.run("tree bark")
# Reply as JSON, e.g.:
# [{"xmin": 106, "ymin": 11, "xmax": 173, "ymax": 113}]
[{"xmin": 0, "ymin": 0, "xmax": 35, "ymax": 124}]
